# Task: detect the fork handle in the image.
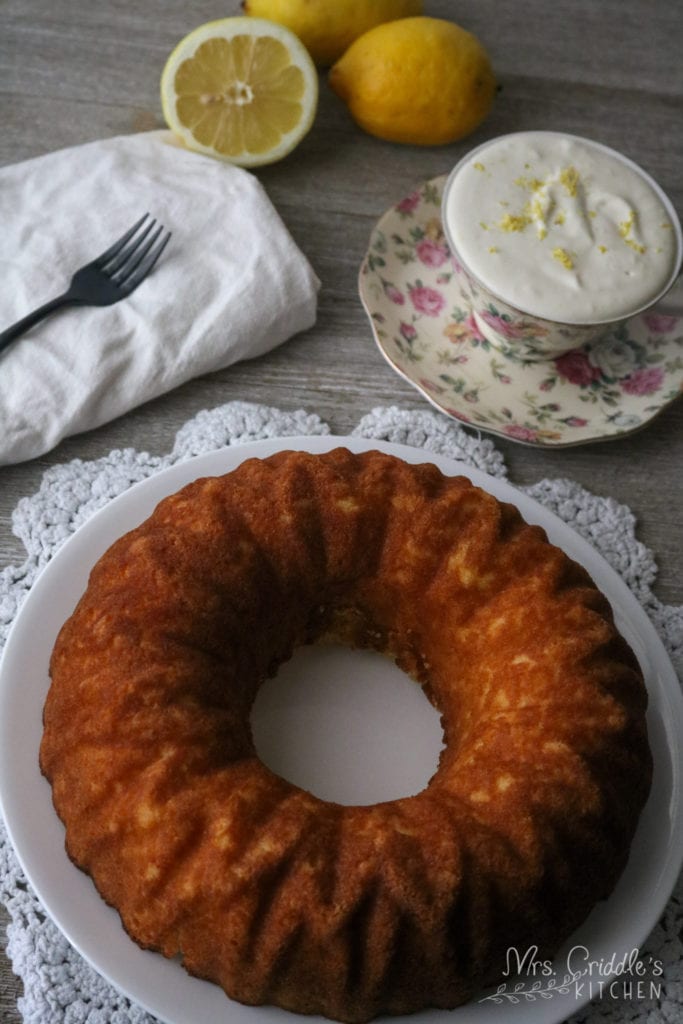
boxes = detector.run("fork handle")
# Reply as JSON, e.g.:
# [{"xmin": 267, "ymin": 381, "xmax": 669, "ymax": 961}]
[{"xmin": 0, "ymin": 292, "xmax": 80, "ymax": 354}]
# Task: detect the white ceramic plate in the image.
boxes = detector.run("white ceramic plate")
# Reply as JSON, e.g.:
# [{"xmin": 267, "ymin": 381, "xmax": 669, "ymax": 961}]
[{"xmin": 0, "ymin": 436, "xmax": 681, "ymax": 1024}]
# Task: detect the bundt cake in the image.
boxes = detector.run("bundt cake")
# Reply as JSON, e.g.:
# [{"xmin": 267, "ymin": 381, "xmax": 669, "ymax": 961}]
[{"xmin": 40, "ymin": 447, "xmax": 652, "ymax": 1022}]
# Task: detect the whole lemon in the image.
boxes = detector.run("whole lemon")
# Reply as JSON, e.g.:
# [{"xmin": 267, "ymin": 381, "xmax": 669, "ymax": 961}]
[
  {"xmin": 329, "ymin": 17, "xmax": 496, "ymax": 145},
  {"xmin": 242, "ymin": 0, "xmax": 422, "ymax": 66}
]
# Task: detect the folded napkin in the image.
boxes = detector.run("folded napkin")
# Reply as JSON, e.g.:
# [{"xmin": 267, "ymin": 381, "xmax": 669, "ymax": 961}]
[{"xmin": 0, "ymin": 130, "xmax": 320, "ymax": 465}]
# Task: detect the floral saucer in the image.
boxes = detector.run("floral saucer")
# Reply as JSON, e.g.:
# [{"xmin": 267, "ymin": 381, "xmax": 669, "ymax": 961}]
[{"xmin": 359, "ymin": 176, "xmax": 683, "ymax": 447}]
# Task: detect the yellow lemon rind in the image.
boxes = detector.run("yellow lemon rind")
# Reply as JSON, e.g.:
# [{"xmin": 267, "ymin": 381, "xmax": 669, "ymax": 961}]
[
  {"xmin": 328, "ymin": 16, "xmax": 495, "ymax": 147},
  {"xmin": 243, "ymin": 0, "xmax": 424, "ymax": 66}
]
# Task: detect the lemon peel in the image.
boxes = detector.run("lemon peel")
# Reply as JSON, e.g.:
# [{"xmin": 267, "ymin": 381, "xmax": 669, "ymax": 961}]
[
  {"xmin": 329, "ymin": 17, "xmax": 495, "ymax": 146},
  {"xmin": 242, "ymin": 0, "xmax": 422, "ymax": 66}
]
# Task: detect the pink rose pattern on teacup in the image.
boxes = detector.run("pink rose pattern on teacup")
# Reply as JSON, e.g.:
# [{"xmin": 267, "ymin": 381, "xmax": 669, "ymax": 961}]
[
  {"xmin": 452, "ymin": 259, "xmax": 603, "ymax": 360},
  {"xmin": 361, "ymin": 177, "xmax": 683, "ymax": 444},
  {"xmin": 481, "ymin": 311, "xmax": 525, "ymax": 339},
  {"xmin": 643, "ymin": 313, "xmax": 679, "ymax": 333}
]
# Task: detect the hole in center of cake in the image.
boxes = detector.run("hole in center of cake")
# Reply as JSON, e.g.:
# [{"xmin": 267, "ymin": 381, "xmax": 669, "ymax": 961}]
[{"xmin": 250, "ymin": 644, "xmax": 444, "ymax": 806}]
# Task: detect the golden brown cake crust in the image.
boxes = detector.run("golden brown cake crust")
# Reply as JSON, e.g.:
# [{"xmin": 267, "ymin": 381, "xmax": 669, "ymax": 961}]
[{"xmin": 40, "ymin": 448, "xmax": 652, "ymax": 1022}]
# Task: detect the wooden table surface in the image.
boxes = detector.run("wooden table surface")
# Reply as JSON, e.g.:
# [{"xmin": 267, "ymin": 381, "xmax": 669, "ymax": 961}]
[{"xmin": 1, "ymin": 1, "xmax": 681, "ymax": 1020}]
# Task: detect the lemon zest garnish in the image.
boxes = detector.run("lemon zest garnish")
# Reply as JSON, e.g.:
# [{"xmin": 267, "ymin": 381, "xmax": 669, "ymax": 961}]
[
  {"xmin": 479, "ymin": 221, "xmax": 489, "ymax": 230},
  {"xmin": 661, "ymin": 222, "xmax": 672, "ymax": 230},
  {"xmin": 473, "ymin": 161, "xmax": 485, "ymax": 171},
  {"xmin": 588, "ymin": 210, "xmax": 597, "ymax": 218},
  {"xmin": 559, "ymin": 166, "xmax": 580, "ymax": 197},
  {"xmin": 552, "ymin": 247, "xmax": 574, "ymax": 269},
  {"xmin": 618, "ymin": 210, "xmax": 647, "ymax": 254},
  {"xmin": 499, "ymin": 213, "xmax": 531, "ymax": 232},
  {"xmin": 618, "ymin": 211, "xmax": 635, "ymax": 238},
  {"xmin": 553, "ymin": 210, "xmax": 566, "ymax": 225},
  {"xmin": 538, "ymin": 227, "xmax": 547, "ymax": 240},
  {"xmin": 598, "ymin": 245, "xmax": 608, "ymax": 253},
  {"xmin": 488, "ymin": 245, "xmax": 499, "ymax": 253},
  {"xmin": 513, "ymin": 175, "xmax": 545, "ymax": 191}
]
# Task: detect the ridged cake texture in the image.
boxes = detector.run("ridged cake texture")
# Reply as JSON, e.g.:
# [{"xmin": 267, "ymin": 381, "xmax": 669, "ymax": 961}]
[{"xmin": 41, "ymin": 448, "xmax": 652, "ymax": 1021}]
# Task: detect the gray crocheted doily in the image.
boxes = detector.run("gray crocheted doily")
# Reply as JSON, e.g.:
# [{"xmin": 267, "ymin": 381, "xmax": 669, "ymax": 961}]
[{"xmin": 0, "ymin": 401, "xmax": 681, "ymax": 1024}]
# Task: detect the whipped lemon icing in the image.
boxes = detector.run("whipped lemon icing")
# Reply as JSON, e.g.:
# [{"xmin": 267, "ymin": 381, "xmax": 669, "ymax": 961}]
[{"xmin": 444, "ymin": 132, "xmax": 679, "ymax": 323}]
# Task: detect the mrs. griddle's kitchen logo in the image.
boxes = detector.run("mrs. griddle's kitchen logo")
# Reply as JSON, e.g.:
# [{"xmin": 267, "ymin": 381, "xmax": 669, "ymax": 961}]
[{"xmin": 478, "ymin": 945, "xmax": 663, "ymax": 1005}]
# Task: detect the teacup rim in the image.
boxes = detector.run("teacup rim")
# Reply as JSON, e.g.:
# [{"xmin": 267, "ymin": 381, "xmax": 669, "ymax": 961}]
[{"xmin": 440, "ymin": 130, "xmax": 683, "ymax": 329}]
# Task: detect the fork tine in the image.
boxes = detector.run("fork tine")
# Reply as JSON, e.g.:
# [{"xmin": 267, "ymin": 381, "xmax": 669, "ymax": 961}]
[
  {"xmin": 103, "ymin": 218, "xmax": 157, "ymax": 276},
  {"xmin": 94, "ymin": 213, "xmax": 150, "ymax": 268},
  {"xmin": 119, "ymin": 230, "xmax": 172, "ymax": 294},
  {"xmin": 114, "ymin": 224, "xmax": 163, "ymax": 283}
]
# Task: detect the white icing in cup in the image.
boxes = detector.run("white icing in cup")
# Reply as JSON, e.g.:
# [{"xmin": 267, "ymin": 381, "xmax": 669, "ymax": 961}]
[{"xmin": 441, "ymin": 132, "xmax": 682, "ymax": 359}]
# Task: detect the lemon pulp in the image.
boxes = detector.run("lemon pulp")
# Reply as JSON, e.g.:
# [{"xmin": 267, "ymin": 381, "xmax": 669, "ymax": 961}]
[{"xmin": 161, "ymin": 18, "xmax": 318, "ymax": 166}]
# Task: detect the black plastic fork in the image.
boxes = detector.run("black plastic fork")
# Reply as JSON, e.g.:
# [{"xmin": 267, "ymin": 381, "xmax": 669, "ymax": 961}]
[{"xmin": 0, "ymin": 214, "xmax": 172, "ymax": 353}]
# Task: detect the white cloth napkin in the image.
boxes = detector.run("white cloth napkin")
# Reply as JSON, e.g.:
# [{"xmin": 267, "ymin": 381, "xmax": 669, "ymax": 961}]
[{"xmin": 0, "ymin": 130, "xmax": 320, "ymax": 466}]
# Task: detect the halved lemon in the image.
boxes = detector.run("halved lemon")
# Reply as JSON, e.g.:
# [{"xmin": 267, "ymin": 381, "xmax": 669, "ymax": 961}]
[{"xmin": 161, "ymin": 17, "xmax": 318, "ymax": 167}]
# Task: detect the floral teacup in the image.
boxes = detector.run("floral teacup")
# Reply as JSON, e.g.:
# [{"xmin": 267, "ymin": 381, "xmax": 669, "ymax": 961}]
[
  {"xmin": 441, "ymin": 132, "xmax": 683, "ymax": 362},
  {"xmin": 451, "ymin": 259, "xmax": 611, "ymax": 361}
]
